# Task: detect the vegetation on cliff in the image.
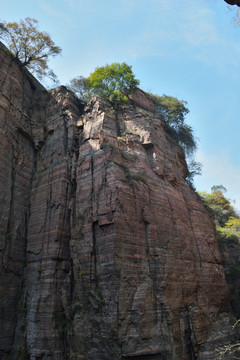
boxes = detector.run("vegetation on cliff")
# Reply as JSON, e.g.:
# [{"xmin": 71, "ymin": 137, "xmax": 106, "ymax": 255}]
[
  {"xmin": 198, "ymin": 186, "xmax": 240, "ymax": 359},
  {"xmin": 199, "ymin": 186, "xmax": 240, "ymax": 281},
  {"xmin": 88, "ymin": 62, "xmax": 140, "ymax": 107},
  {"xmin": 147, "ymin": 92, "xmax": 201, "ymax": 187},
  {"xmin": 0, "ymin": 17, "xmax": 62, "ymax": 81},
  {"xmin": 198, "ymin": 185, "xmax": 238, "ymax": 227},
  {"xmin": 67, "ymin": 76, "xmax": 94, "ymax": 103},
  {"xmin": 68, "ymin": 65, "xmax": 201, "ymax": 186},
  {"xmin": 68, "ymin": 62, "xmax": 140, "ymax": 107},
  {"xmin": 148, "ymin": 93, "xmax": 197, "ymax": 156}
]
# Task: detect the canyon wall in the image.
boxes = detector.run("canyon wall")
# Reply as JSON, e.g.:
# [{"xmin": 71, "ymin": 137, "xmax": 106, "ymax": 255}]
[{"xmin": 0, "ymin": 44, "xmax": 236, "ymax": 360}]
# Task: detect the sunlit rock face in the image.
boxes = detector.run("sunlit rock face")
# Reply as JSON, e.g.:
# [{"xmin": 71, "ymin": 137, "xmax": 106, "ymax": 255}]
[{"xmin": 0, "ymin": 42, "xmax": 234, "ymax": 360}]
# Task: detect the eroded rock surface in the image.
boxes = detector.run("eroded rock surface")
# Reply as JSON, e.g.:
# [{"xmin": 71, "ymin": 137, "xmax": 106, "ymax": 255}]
[{"xmin": 0, "ymin": 43, "xmax": 235, "ymax": 360}]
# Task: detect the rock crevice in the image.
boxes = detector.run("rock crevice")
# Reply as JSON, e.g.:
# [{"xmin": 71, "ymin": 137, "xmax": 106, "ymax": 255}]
[{"xmin": 0, "ymin": 44, "xmax": 236, "ymax": 360}]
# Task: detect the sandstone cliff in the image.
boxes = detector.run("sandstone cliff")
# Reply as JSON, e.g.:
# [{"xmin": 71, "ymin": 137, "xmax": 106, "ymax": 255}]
[{"xmin": 0, "ymin": 43, "xmax": 236, "ymax": 360}]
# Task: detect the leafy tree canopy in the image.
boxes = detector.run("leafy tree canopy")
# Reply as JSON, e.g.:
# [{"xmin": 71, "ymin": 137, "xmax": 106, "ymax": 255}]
[
  {"xmin": 198, "ymin": 186, "xmax": 238, "ymax": 227},
  {"xmin": 0, "ymin": 17, "xmax": 62, "ymax": 80},
  {"xmin": 150, "ymin": 94, "xmax": 189, "ymax": 127},
  {"xmin": 147, "ymin": 93, "xmax": 199, "ymax": 187},
  {"xmin": 225, "ymin": 216, "xmax": 240, "ymax": 231},
  {"xmin": 148, "ymin": 93, "xmax": 197, "ymax": 156},
  {"xmin": 185, "ymin": 160, "xmax": 202, "ymax": 187},
  {"xmin": 211, "ymin": 184, "xmax": 227, "ymax": 193},
  {"xmin": 88, "ymin": 62, "xmax": 140, "ymax": 107},
  {"xmin": 67, "ymin": 76, "xmax": 93, "ymax": 102}
]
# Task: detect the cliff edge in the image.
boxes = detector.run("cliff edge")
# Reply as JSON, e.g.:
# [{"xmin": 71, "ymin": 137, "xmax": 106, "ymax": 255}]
[{"xmin": 0, "ymin": 44, "xmax": 236, "ymax": 360}]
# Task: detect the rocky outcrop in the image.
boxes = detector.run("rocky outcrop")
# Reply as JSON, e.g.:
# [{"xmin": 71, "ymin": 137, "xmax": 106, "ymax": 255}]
[
  {"xmin": 224, "ymin": 0, "xmax": 240, "ymax": 7},
  {"xmin": 0, "ymin": 43, "xmax": 236, "ymax": 360}
]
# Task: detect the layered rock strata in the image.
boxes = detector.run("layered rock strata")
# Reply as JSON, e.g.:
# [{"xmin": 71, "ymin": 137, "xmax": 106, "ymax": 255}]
[{"xmin": 0, "ymin": 44, "xmax": 234, "ymax": 360}]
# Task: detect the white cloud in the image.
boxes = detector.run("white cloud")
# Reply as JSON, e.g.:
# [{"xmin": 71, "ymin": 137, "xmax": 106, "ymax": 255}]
[
  {"xmin": 118, "ymin": 0, "xmax": 240, "ymax": 73},
  {"xmin": 181, "ymin": 9, "xmax": 218, "ymax": 46},
  {"xmin": 39, "ymin": 0, "xmax": 72, "ymax": 24},
  {"xmin": 39, "ymin": 1, "xmax": 63, "ymax": 17}
]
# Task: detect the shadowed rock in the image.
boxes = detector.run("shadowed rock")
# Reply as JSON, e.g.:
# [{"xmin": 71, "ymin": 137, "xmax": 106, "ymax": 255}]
[{"xmin": 0, "ymin": 42, "xmax": 238, "ymax": 360}]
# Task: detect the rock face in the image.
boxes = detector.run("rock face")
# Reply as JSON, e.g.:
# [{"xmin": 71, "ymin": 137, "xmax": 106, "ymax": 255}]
[
  {"xmin": 0, "ymin": 44, "xmax": 235, "ymax": 360},
  {"xmin": 219, "ymin": 237, "xmax": 240, "ymax": 318}
]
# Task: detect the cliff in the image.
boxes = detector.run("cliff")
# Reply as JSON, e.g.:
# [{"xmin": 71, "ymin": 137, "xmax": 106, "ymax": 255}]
[{"xmin": 0, "ymin": 44, "xmax": 237, "ymax": 360}]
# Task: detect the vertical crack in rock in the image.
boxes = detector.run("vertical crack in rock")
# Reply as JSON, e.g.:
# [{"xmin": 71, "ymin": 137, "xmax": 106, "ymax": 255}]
[
  {"xmin": 0, "ymin": 44, "xmax": 235, "ymax": 360},
  {"xmin": 63, "ymin": 114, "xmax": 69, "ymax": 154},
  {"xmin": 115, "ymin": 108, "xmax": 121, "ymax": 137},
  {"xmin": 144, "ymin": 218, "xmax": 151, "ymax": 276},
  {"xmin": 4, "ymin": 145, "xmax": 15, "ymax": 256},
  {"xmin": 91, "ymin": 220, "xmax": 98, "ymax": 283},
  {"xmin": 183, "ymin": 305, "xmax": 197, "ymax": 360},
  {"xmin": 89, "ymin": 150, "xmax": 98, "ymax": 286},
  {"xmin": 144, "ymin": 144, "xmax": 155, "ymax": 174}
]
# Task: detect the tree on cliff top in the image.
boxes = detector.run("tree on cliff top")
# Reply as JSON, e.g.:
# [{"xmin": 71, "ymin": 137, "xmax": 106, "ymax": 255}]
[
  {"xmin": 0, "ymin": 17, "xmax": 62, "ymax": 81},
  {"xmin": 147, "ymin": 93, "xmax": 200, "ymax": 187},
  {"xmin": 88, "ymin": 62, "xmax": 140, "ymax": 107},
  {"xmin": 67, "ymin": 76, "xmax": 94, "ymax": 102},
  {"xmin": 148, "ymin": 93, "xmax": 197, "ymax": 156}
]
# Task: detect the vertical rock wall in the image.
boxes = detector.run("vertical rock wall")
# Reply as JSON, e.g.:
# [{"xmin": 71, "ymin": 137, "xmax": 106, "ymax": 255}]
[
  {"xmin": 0, "ymin": 45, "xmax": 234, "ymax": 360},
  {"xmin": 0, "ymin": 44, "xmax": 48, "ymax": 358}
]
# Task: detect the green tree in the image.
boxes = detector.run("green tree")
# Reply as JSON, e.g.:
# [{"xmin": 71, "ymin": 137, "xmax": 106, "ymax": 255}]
[
  {"xmin": 148, "ymin": 93, "xmax": 199, "ymax": 187},
  {"xmin": 198, "ymin": 187, "xmax": 238, "ymax": 227},
  {"xmin": 186, "ymin": 160, "xmax": 202, "ymax": 187},
  {"xmin": 0, "ymin": 17, "xmax": 62, "ymax": 80},
  {"xmin": 211, "ymin": 185, "xmax": 227, "ymax": 193},
  {"xmin": 225, "ymin": 216, "xmax": 240, "ymax": 232},
  {"xmin": 88, "ymin": 62, "xmax": 140, "ymax": 107},
  {"xmin": 67, "ymin": 76, "xmax": 93, "ymax": 102},
  {"xmin": 150, "ymin": 94, "xmax": 189, "ymax": 128},
  {"xmin": 148, "ymin": 93, "xmax": 197, "ymax": 156}
]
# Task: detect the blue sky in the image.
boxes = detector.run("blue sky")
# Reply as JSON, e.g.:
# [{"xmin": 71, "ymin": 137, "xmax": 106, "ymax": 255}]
[{"xmin": 1, "ymin": 0, "xmax": 240, "ymax": 210}]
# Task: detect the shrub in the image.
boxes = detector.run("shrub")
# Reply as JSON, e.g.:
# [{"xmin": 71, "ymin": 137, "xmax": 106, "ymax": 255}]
[
  {"xmin": 217, "ymin": 227, "xmax": 239, "ymax": 252},
  {"xmin": 198, "ymin": 189, "xmax": 238, "ymax": 227},
  {"xmin": 148, "ymin": 93, "xmax": 197, "ymax": 156}
]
